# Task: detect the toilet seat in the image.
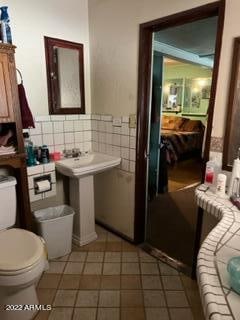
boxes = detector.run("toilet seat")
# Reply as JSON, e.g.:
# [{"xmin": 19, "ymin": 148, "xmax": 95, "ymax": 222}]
[{"xmin": 0, "ymin": 228, "xmax": 44, "ymax": 275}]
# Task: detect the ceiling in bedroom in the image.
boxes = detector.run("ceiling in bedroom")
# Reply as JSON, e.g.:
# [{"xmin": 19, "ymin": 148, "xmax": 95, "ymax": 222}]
[{"xmin": 154, "ymin": 16, "xmax": 218, "ymax": 58}]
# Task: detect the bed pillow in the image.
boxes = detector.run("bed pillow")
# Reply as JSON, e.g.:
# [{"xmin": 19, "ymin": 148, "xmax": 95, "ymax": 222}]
[{"xmin": 181, "ymin": 119, "xmax": 202, "ymax": 132}]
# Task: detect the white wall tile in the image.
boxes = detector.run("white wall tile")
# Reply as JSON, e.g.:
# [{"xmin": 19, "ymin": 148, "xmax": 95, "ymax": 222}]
[
  {"xmin": 129, "ymin": 161, "xmax": 135, "ymax": 173},
  {"xmin": 121, "ymin": 123, "xmax": 129, "ymax": 135},
  {"xmin": 92, "ymin": 142, "xmax": 99, "ymax": 152},
  {"xmin": 121, "ymin": 147, "xmax": 129, "ymax": 160},
  {"xmin": 29, "ymin": 189, "xmax": 43, "ymax": 202},
  {"xmin": 50, "ymin": 115, "xmax": 65, "ymax": 121},
  {"xmin": 27, "ymin": 165, "xmax": 44, "ymax": 176},
  {"xmin": 99, "ymin": 132, "xmax": 106, "ymax": 143},
  {"xmin": 29, "ymin": 122, "xmax": 42, "ymax": 135},
  {"xmin": 79, "ymin": 114, "xmax": 91, "ymax": 120},
  {"xmin": 31, "ymin": 135, "xmax": 43, "ymax": 146},
  {"xmin": 121, "ymin": 159, "xmax": 129, "ymax": 171},
  {"xmin": 43, "ymin": 134, "xmax": 54, "ymax": 146},
  {"xmin": 44, "ymin": 183, "xmax": 56, "ymax": 199},
  {"xmin": 121, "ymin": 135, "xmax": 129, "ymax": 148},
  {"xmin": 99, "ymin": 143, "xmax": 106, "ymax": 153},
  {"xmin": 84, "ymin": 141, "xmax": 92, "ymax": 151},
  {"xmin": 122, "ymin": 116, "xmax": 129, "ymax": 123},
  {"xmin": 92, "ymin": 131, "xmax": 99, "ymax": 142},
  {"xmin": 75, "ymin": 131, "xmax": 84, "ymax": 143},
  {"xmin": 130, "ymin": 128, "xmax": 136, "ymax": 137},
  {"xmin": 54, "ymin": 133, "xmax": 64, "ymax": 145},
  {"xmin": 74, "ymin": 120, "xmax": 83, "ymax": 131},
  {"xmin": 54, "ymin": 144, "xmax": 64, "ymax": 152},
  {"xmin": 64, "ymin": 133, "xmax": 74, "ymax": 144},
  {"xmin": 83, "ymin": 120, "xmax": 91, "ymax": 131},
  {"xmin": 42, "ymin": 122, "xmax": 53, "ymax": 134},
  {"xmin": 130, "ymin": 149, "xmax": 136, "ymax": 161},
  {"xmin": 106, "ymin": 144, "xmax": 112, "ymax": 155},
  {"xmin": 44, "ymin": 162, "xmax": 55, "ymax": 172},
  {"xmin": 66, "ymin": 115, "xmax": 79, "ymax": 120},
  {"xmin": 113, "ymin": 126, "xmax": 121, "ymax": 134},
  {"xmin": 92, "ymin": 114, "xmax": 100, "ymax": 120},
  {"xmin": 64, "ymin": 121, "xmax": 74, "ymax": 132},
  {"xmin": 92, "ymin": 120, "xmax": 98, "ymax": 131},
  {"xmin": 35, "ymin": 115, "xmax": 51, "ymax": 122},
  {"xmin": 112, "ymin": 134, "xmax": 121, "ymax": 146},
  {"xmin": 99, "ymin": 121, "xmax": 106, "ymax": 132},
  {"xmin": 106, "ymin": 122, "xmax": 113, "ymax": 133},
  {"xmin": 106, "ymin": 133, "xmax": 112, "ymax": 145},
  {"xmin": 130, "ymin": 136, "xmax": 136, "ymax": 149},
  {"xmin": 112, "ymin": 146, "xmax": 120, "ymax": 157},
  {"xmin": 65, "ymin": 143, "xmax": 75, "ymax": 150},
  {"xmin": 53, "ymin": 121, "xmax": 64, "ymax": 133},
  {"xmin": 84, "ymin": 131, "xmax": 92, "ymax": 141}
]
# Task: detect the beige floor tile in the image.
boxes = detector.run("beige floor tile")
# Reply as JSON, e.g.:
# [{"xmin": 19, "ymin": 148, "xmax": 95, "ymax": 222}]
[
  {"xmin": 73, "ymin": 308, "xmax": 97, "ymax": 320},
  {"xmin": 139, "ymin": 252, "xmax": 156, "ymax": 262},
  {"xmin": 38, "ymin": 274, "xmax": 61, "ymax": 289},
  {"xmin": 185, "ymin": 289, "xmax": 203, "ymax": 308},
  {"xmin": 45, "ymin": 262, "xmax": 66, "ymax": 274},
  {"xmin": 121, "ymin": 290, "xmax": 144, "ymax": 307},
  {"xmin": 191, "ymin": 306, "xmax": 205, "ymax": 320},
  {"xmin": 68, "ymin": 251, "xmax": 87, "ymax": 262},
  {"xmin": 165, "ymin": 291, "xmax": 189, "ymax": 307},
  {"xmin": 84, "ymin": 242, "xmax": 106, "ymax": 251},
  {"xmin": 158, "ymin": 261, "xmax": 179, "ymax": 275},
  {"xmin": 121, "ymin": 307, "xmax": 145, "ymax": 320},
  {"xmin": 48, "ymin": 307, "xmax": 73, "ymax": 320},
  {"xmin": 122, "ymin": 263, "xmax": 140, "ymax": 275},
  {"xmin": 140, "ymin": 263, "xmax": 159, "ymax": 275},
  {"xmin": 64, "ymin": 262, "xmax": 84, "ymax": 274},
  {"xmin": 143, "ymin": 290, "xmax": 166, "ymax": 307},
  {"xmin": 76, "ymin": 290, "xmax": 99, "ymax": 307},
  {"xmin": 79, "ymin": 275, "xmax": 102, "ymax": 289},
  {"xmin": 145, "ymin": 308, "xmax": 169, "ymax": 320},
  {"xmin": 105, "ymin": 252, "xmax": 121, "ymax": 262},
  {"xmin": 97, "ymin": 308, "xmax": 120, "ymax": 320},
  {"xmin": 169, "ymin": 308, "xmax": 193, "ymax": 320},
  {"xmin": 83, "ymin": 263, "xmax": 103, "ymax": 274},
  {"xmin": 141, "ymin": 276, "xmax": 162, "ymax": 289},
  {"xmin": 122, "ymin": 252, "xmax": 139, "ymax": 262},
  {"xmin": 101, "ymin": 275, "xmax": 121, "ymax": 289},
  {"xmin": 36, "ymin": 288, "xmax": 56, "ymax": 305},
  {"xmin": 99, "ymin": 290, "xmax": 120, "ymax": 307},
  {"xmin": 106, "ymin": 242, "xmax": 122, "ymax": 251},
  {"xmin": 122, "ymin": 242, "xmax": 139, "ymax": 252},
  {"xmin": 59, "ymin": 275, "xmax": 81, "ymax": 289},
  {"xmin": 162, "ymin": 276, "xmax": 183, "ymax": 290},
  {"xmin": 180, "ymin": 274, "xmax": 198, "ymax": 290},
  {"xmin": 34, "ymin": 311, "xmax": 50, "ymax": 320},
  {"xmin": 86, "ymin": 251, "xmax": 104, "ymax": 262},
  {"xmin": 53, "ymin": 290, "xmax": 77, "ymax": 307},
  {"xmin": 96, "ymin": 233, "xmax": 108, "ymax": 242},
  {"xmin": 121, "ymin": 275, "xmax": 141, "ymax": 289},
  {"xmin": 103, "ymin": 263, "xmax": 121, "ymax": 275}
]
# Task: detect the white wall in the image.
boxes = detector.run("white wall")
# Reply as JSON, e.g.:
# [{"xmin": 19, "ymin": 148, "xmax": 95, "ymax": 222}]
[{"xmin": 5, "ymin": 0, "xmax": 91, "ymax": 115}]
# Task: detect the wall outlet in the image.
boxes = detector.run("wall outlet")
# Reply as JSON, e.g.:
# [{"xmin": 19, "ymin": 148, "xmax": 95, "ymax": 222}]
[
  {"xmin": 113, "ymin": 117, "xmax": 122, "ymax": 127},
  {"xmin": 129, "ymin": 114, "xmax": 136, "ymax": 128}
]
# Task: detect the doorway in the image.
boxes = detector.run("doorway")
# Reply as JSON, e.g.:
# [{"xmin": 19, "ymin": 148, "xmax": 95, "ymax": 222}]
[{"xmin": 134, "ymin": 2, "xmax": 225, "ymax": 276}]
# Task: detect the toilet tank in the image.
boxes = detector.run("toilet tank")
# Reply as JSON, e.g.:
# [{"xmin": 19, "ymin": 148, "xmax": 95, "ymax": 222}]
[{"xmin": 0, "ymin": 176, "xmax": 17, "ymax": 230}]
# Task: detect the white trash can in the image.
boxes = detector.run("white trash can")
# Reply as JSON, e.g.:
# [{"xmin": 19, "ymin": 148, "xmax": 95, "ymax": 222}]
[{"xmin": 34, "ymin": 205, "xmax": 75, "ymax": 259}]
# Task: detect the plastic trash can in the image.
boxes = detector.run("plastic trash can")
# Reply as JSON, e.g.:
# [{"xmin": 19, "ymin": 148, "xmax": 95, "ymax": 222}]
[{"xmin": 34, "ymin": 205, "xmax": 75, "ymax": 259}]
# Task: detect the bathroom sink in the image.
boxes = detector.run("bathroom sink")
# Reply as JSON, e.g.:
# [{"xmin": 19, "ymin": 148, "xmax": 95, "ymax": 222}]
[{"xmin": 56, "ymin": 152, "xmax": 121, "ymax": 178}]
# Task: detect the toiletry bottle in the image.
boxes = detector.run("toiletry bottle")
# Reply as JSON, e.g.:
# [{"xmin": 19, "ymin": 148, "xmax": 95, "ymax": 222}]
[
  {"xmin": 0, "ymin": 7, "xmax": 12, "ymax": 44},
  {"xmin": 228, "ymin": 148, "xmax": 240, "ymax": 197},
  {"xmin": 24, "ymin": 133, "xmax": 35, "ymax": 166},
  {"xmin": 41, "ymin": 145, "xmax": 50, "ymax": 164},
  {"xmin": 215, "ymin": 173, "xmax": 227, "ymax": 197},
  {"xmin": 204, "ymin": 157, "xmax": 218, "ymax": 188}
]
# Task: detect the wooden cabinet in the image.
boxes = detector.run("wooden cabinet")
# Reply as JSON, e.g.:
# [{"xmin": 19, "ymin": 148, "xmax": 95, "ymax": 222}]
[
  {"xmin": 0, "ymin": 43, "xmax": 32, "ymax": 230},
  {"xmin": 0, "ymin": 44, "xmax": 17, "ymax": 123}
]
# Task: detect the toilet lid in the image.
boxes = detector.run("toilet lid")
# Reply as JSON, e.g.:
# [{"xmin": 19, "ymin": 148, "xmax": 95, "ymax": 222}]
[{"xmin": 0, "ymin": 228, "xmax": 44, "ymax": 272}]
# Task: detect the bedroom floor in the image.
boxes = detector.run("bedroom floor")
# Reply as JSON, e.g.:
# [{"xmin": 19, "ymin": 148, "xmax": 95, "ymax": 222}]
[
  {"xmin": 35, "ymin": 225, "xmax": 204, "ymax": 320},
  {"xmin": 168, "ymin": 158, "xmax": 202, "ymax": 192}
]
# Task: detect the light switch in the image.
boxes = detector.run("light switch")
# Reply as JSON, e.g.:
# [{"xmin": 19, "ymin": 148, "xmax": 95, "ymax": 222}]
[{"xmin": 129, "ymin": 114, "xmax": 136, "ymax": 128}]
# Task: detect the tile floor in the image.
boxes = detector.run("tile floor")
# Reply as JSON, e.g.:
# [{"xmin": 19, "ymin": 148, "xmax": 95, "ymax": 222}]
[{"xmin": 34, "ymin": 225, "xmax": 205, "ymax": 320}]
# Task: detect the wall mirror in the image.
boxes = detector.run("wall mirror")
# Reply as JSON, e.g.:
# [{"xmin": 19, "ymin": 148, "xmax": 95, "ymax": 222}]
[
  {"xmin": 223, "ymin": 37, "xmax": 240, "ymax": 171},
  {"xmin": 44, "ymin": 36, "xmax": 85, "ymax": 114}
]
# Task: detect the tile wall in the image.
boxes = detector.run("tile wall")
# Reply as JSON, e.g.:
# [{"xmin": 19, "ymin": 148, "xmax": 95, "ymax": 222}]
[{"xmin": 26, "ymin": 114, "xmax": 136, "ymax": 174}]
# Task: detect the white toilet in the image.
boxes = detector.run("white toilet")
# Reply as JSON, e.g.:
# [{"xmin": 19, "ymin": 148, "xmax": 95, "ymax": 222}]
[{"xmin": 0, "ymin": 176, "xmax": 48, "ymax": 320}]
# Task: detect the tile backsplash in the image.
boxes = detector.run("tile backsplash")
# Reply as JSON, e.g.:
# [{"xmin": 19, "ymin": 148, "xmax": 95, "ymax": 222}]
[{"xmin": 25, "ymin": 114, "xmax": 136, "ymax": 174}]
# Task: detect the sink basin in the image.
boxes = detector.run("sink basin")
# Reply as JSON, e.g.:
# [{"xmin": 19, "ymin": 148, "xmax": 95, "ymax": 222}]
[
  {"xmin": 56, "ymin": 152, "xmax": 121, "ymax": 177},
  {"xmin": 55, "ymin": 152, "xmax": 121, "ymax": 247}
]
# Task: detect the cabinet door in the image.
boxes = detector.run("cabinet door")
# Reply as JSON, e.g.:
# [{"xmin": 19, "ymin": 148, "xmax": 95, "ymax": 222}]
[{"xmin": 0, "ymin": 53, "xmax": 14, "ymax": 122}]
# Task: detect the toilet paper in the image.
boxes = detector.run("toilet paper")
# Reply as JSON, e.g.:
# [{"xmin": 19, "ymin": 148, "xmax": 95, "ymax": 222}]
[{"xmin": 36, "ymin": 180, "xmax": 51, "ymax": 192}]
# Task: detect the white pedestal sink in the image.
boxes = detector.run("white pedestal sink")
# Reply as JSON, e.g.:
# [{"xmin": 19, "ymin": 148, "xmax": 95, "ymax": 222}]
[{"xmin": 56, "ymin": 153, "xmax": 121, "ymax": 246}]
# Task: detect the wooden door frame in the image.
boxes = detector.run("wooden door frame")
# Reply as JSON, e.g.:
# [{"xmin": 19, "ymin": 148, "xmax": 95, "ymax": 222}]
[{"xmin": 134, "ymin": 1, "xmax": 225, "ymax": 244}]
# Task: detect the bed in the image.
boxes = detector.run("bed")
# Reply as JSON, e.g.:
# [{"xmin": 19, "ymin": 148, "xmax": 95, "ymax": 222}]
[{"xmin": 161, "ymin": 115, "xmax": 204, "ymax": 165}]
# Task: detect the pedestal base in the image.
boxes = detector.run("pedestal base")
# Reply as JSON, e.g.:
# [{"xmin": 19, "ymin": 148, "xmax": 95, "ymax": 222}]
[{"xmin": 70, "ymin": 175, "xmax": 97, "ymax": 246}]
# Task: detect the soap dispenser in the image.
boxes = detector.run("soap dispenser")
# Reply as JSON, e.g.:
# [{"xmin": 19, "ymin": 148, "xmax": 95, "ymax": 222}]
[{"xmin": 228, "ymin": 148, "xmax": 240, "ymax": 197}]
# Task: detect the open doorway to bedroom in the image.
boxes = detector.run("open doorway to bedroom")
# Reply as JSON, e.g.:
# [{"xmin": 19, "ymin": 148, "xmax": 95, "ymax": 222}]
[{"xmin": 135, "ymin": 1, "xmax": 225, "ymax": 277}]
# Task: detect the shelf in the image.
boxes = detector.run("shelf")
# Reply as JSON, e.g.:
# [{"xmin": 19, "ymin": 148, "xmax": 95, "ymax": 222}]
[{"xmin": 0, "ymin": 153, "xmax": 26, "ymax": 168}]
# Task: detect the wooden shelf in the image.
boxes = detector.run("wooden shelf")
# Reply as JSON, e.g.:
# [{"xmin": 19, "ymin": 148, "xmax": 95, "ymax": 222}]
[{"xmin": 0, "ymin": 153, "xmax": 26, "ymax": 168}]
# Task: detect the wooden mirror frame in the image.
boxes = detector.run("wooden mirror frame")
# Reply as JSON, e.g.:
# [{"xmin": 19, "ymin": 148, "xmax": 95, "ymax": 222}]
[
  {"xmin": 44, "ymin": 36, "xmax": 85, "ymax": 115},
  {"xmin": 222, "ymin": 37, "xmax": 240, "ymax": 171}
]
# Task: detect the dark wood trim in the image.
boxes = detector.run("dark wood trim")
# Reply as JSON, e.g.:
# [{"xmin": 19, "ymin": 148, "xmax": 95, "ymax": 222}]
[
  {"xmin": 134, "ymin": 1, "xmax": 225, "ymax": 254},
  {"xmin": 222, "ymin": 37, "xmax": 240, "ymax": 171},
  {"xmin": 44, "ymin": 36, "xmax": 85, "ymax": 115}
]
